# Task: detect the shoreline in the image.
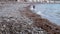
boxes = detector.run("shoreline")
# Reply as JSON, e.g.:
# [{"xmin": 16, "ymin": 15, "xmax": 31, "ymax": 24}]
[
  {"xmin": 0, "ymin": 2, "xmax": 60, "ymax": 34},
  {"xmin": 21, "ymin": 6, "xmax": 60, "ymax": 34}
]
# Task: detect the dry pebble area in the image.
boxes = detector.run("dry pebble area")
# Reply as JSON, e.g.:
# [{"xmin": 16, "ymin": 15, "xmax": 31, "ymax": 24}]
[
  {"xmin": 0, "ymin": 16, "xmax": 46, "ymax": 34},
  {"xmin": 0, "ymin": 2, "xmax": 46, "ymax": 34},
  {"xmin": 0, "ymin": 16, "xmax": 33, "ymax": 34}
]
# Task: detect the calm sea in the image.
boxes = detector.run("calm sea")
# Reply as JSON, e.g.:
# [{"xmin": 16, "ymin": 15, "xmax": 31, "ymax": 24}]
[{"xmin": 31, "ymin": 4, "xmax": 60, "ymax": 25}]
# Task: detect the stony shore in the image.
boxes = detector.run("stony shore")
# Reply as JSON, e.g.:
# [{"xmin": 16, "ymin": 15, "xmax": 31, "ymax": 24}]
[
  {"xmin": 0, "ymin": 2, "xmax": 60, "ymax": 34},
  {"xmin": 0, "ymin": 2, "xmax": 45, "ymax": 34}
]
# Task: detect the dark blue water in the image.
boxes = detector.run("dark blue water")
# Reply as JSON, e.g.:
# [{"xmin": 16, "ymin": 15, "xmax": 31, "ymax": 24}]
[{"xmin": 31, "ymin": 4, "xmax": 60, "ymax": 25}]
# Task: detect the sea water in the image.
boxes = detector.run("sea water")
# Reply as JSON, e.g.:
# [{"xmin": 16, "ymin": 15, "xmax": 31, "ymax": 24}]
[{"xmin": 31, "ymin": 4, "xmax": 60, "ymax": 25}]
